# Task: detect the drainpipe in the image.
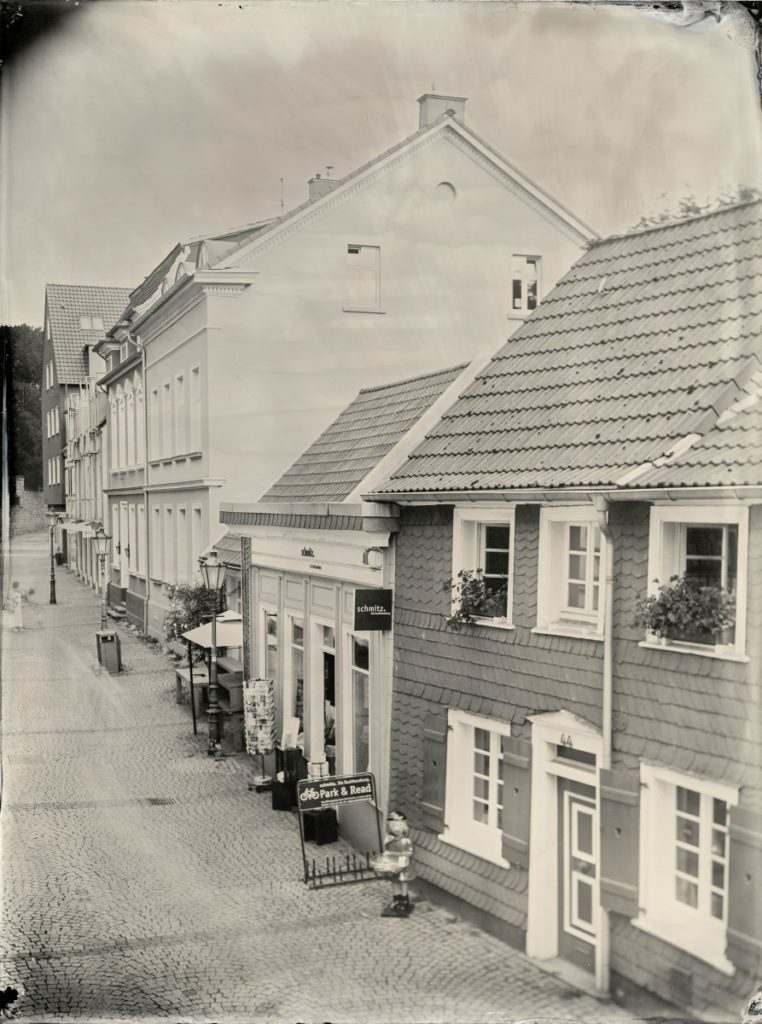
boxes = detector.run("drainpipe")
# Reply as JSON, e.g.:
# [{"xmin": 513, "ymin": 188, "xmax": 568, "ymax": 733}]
[{"xmin": 593, "ymin": 494, "xmax": 614, "ymax": 997}]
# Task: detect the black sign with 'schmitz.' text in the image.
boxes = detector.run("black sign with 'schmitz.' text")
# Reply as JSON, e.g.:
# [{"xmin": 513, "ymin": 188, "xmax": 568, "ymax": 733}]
[{"xmin": 354, "ymin": 588, "xmax": 392, "ymax": 631}]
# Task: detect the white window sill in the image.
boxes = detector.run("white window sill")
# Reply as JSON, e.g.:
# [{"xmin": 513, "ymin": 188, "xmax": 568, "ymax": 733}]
[
  {"xmin": 439, "ymin": 831, "xmax": 512, "ymax": 871},
  {"xmin": 469, "ymin": 616, "xmax": 515, "ymax": 632},
  {"xmin": 632, "ymin": 913, "xmax": 735, "ymax": 976},
  {"xmin": 533, "ymin": 625, "xmax": 603, "ymax": 642},
  {"xmin": 638, "ymin": 640, "xmax": 748, "ymax": 664},
  {"xmin": 341, "ymin": 306, "xmax": 386, "ymax": 315}
]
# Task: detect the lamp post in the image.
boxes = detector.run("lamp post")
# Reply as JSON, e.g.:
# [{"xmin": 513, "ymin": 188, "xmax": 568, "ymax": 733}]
[
  {"xmin": 199, "ymin": 550, "xmax": 225, "ymax": 756},
  {"xmin": 46, "ymin": 507, "xmax": 57, "ymax": 605},
  {"xmin": 93, "ymin": 526, "xmax": 111, "ymax": 630}
]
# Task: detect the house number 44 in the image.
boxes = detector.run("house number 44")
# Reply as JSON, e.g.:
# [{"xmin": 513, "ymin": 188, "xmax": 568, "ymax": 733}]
[{"xmin": 559, "ymin": 734, "xmax": 574, "ymax": 749}]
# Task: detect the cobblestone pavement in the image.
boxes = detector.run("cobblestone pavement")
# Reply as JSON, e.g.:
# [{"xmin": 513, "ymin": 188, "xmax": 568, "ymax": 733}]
[{"xmin": 1, "ymin": 533, "xmax": 654, "ymax": 1024}]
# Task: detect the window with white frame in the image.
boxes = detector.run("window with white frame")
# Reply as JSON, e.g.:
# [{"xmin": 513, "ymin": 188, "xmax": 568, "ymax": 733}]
[
  {"xmin": 190, "ymin": 507, "xmax": 202, "ymax": 577},
  {"xmin": 289, "ymin": 617, "xmax": 304, "ymax": 729},
  {"xmin": 263, "ymin": 610, "xmax": 278, "ymax": 682},
  {"xmin": 137, "ymin": 504, "xmax": 145, "ymax": 575},
  {"xmin": 110, "ymin": 400, "xmax": 118, "ymax": 467},
  {"xmin": 151, "ymin": 506, "xmax": 161, "ymax": 579},
  {"xmin": 511, "ymin": 255, "xmax": 540, "ymax": 313},
  {"xmin": 349, "ymin": 633, "xmax": 370, "ymax": 772},
  {"xmin": 451, "ymin": 507, "xmax": 515, "ymax": 624},
  {"xmin": 176, "ymin": 506, "xmax": 188, "ymax": 583},
  {"xmin": 126, "ymin": 389, "xmax": 135, "ymax": 466},
  {"xmin": 175, "ymin": 373, "xmax": 186, "ymax": 453},
  {"xmin": 163, "ymin": 507, "xmax": 175, "ymax": 582},
  {"xmin": 150, "ymin": 388, "xmax": 160, "ymax": 460},
  {"xmin": 443, "ymin": 710, "xmax": 512, "ymax": 866},
  {"xmin": 189, "ymin": 367, "xmax": 202, "ymax": 452},
  {"xmin": 646, "ymin": 505, "xmax": 748, "ymax": 656},
  {"xmin": 536, "ymin": 506, "xmax": 604, "ymax": 637},
  {"xmin": 637, "ymin": 763, "xmax": 737, "ymax": 972},
  {"xmin": 161, "ymin": 382, "xmax": 172, "ymax": 457},
  {"xmin": 112, "ymin": 503, "xmax": 120, "ymax": 566},
  {"xmin": 117, "ymin": 395, "xmax": 126, "ymax": 468},
  {"xmin": 135, "ymin": 386, "xmax": 145, "ymax": 464},
  {"xmin": 344, "ymin": 244, "xmax": 380, "ymax": 310},
  {"xmin": 128, "ymin": 504, "xmax": 137, "ymax": 574}
]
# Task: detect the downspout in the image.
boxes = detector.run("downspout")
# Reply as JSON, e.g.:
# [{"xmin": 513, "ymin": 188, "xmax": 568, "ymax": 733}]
[{"xmin": 593, "ymin": 493, "xmax": 614, "ymax": 997}]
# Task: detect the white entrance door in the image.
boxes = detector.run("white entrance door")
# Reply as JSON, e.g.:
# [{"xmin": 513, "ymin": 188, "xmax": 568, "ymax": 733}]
[{"xmin": 558, "ymin": 779, "xmax": 598, "ymax": 972}]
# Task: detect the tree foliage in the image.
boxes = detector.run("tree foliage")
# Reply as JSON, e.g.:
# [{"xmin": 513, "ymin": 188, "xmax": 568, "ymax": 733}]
[
  {"xmin": 164, "ymin": 581, "xmax": 227, "ymax": 660},
  {"xmin": 1, "ymin": 324, "xmax": 44, "ymax": 492}
]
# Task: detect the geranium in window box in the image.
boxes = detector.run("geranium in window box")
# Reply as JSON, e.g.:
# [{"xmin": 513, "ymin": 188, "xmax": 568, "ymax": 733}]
[
  {"xmin": 634, "ymin": 574, "xmax": 736, "ymax": 646},
  {"xmin": 444, "ymin": 569, "xmax": 508, "ymax": 632}
]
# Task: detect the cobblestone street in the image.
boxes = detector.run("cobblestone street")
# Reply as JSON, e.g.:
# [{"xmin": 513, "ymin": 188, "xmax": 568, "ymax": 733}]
[{"xmin": 1, "ymin": 533, "xmax": 649, "ymax": 1023}]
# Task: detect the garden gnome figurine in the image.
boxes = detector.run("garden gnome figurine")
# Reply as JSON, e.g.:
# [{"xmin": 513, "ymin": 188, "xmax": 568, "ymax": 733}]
[{"xmin": 381, "ymin": 811, "xmax": 415, "ymax": 917}]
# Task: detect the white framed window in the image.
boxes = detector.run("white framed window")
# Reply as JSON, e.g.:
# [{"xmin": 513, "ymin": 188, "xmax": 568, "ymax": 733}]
[
  {"xmin": 636, "ymin": 763, "xmax": 737, "ymax": 974},
  {"xmin": 135, "ymin": 386, "xmax": 145, "ymax": 464},
  {"xmin": 289, "ymin": 618, "xmax": 305, "ymax": 729},
  {"xmin": 645, "ymin": 505, "xmax": 748, "ymax": 658},
  {"xmin": 443, "ymin": 709, "xmax": 512, "ymax": 867},
  {"xmin": 117, "ymin": 395, "xmax": 126, "ymax": 468},
  {"xmin": 345, "ymin": 631, "xmax": 370, "ymax": 773},
  {"xmin": 79, "ymin": 315, "xmax": 93, "ymax": 330},
  {"xmin": 190, "ymin": 506, "xmax": 202, "ymax": 577},
  {"xmin": 344, "ymin": 244, "xmax": 380, "ymax": 311},
  {"xmin": 110, "ymin": 400, "xmax": 118, "ymax": 467},
  {"xmin": 54, "ymin": 457, "xmax": 60, "ymax": 484},
  {"xmin": 161, "ymin": 381, "xmax": 172, "ymax": 457},
  {"xmin": 92, "ymin": 316, "xmax": 104, "ymax": 331},
  {"xmin": 126, "ymin": 389, "xmax": 135, "ymax": 466},
  {"xmin": 176, "ymin": 506, "xmax": 188, "ymax": 583},
  {"xmin": 112, "ymin": 502, "xmax": 120, "ymax": 567},
  {"xmin": 149, "ymin": 388, "xmax": 160, "ymax": 460},
  {"xmin": 260, "ymin": 609, "xmax": 278, "ymax": 682},
  {"xmin": 174, "ymin": 373, "xmax": 186, "ymax": 454},
  {"xmin": 151, "ymin": 506, "xmax": 161, "ymax": 580},
  {"xmin": 163, "ymin": 506, "xmax": 175, "ymax": 583},
  {"xmin": 451, "ymin": 506, "xmax": 515, "ymax": 626},
  {"xmin": 120, "ymin": 340, "xmax": 129, "ymax": 361},
  {"xmin": 511, "ymin": 255, "xmax": 540, "ymax": 313},
  {"xmin": 137, "ymin": 504, "xmax": 146, "ymax": 575},
  {"xmin": 536, "ymin": 506, "xmax": 604, "ymax": 638},
  {"xmin": 128, "ymin": 504, "xmax": 137, "ymax": 573},
  {"xmin": 189, "ymin": 366, "xmax": 202, "ymax": 452}
]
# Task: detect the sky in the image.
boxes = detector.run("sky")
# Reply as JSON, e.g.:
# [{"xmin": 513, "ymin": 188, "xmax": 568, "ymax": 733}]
[{"xmin": 2, "ymin": 0, "xmax": 761, "ymax": 328}]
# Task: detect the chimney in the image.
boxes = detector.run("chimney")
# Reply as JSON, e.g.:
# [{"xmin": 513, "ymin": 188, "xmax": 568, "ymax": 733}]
[
  {"xmin": 418, "ymin": 93, "xmax": 467, "ymax": 128},
  {"xmin": 308, "ymin": 173, "xmax": 339, "ymax": 201}
]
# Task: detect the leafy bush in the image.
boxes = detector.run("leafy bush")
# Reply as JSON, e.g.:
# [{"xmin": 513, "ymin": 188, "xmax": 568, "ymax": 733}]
[
  {"xmin": 164, "ymin": 581, "xmax": 226, "ymax": 659},
  {"xmin": 443, "ymin": 569, "xmax": 507, "ymax": 632},
  {"xmin": 634, "ymin": 574, "xmax": 735, "ymax": 642}
]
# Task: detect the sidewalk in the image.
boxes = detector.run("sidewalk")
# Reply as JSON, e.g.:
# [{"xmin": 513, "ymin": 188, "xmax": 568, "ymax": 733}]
[{"xmin": 0, "ymin": 532, "xmax": 714, "ymax": 1024}]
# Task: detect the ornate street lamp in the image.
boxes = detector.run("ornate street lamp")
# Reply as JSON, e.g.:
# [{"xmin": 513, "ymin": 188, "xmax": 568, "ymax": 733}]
[
  {"xmin": 199, "ymin": 550, "xmax": 225, "ymax": 756},
  {"xmin": 93, "ymin": 526, "xmax": 111, "ymax": 630},
  {"xmin": 46, "ymin": 507, "xmax": 58, "ymax": 605}
]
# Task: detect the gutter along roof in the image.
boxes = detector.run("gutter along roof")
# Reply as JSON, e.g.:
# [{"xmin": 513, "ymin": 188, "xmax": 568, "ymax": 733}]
[{"xmin": 370, "ymin": 200, "xmax": 762, "ymax": 499}]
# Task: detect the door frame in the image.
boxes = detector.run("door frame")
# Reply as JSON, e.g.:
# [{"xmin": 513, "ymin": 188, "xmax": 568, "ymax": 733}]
[{"xmin": 526, "ymin": 710, "xmax": 603, "ymax": 975}]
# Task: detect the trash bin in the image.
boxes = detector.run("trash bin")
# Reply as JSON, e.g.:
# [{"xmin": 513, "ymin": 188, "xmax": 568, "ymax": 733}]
[{"xmin": 96, "ymin": 630, "xmax": 122, "ymax": 673}]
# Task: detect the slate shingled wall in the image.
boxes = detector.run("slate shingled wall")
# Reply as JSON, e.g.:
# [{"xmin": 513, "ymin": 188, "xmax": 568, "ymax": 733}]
[{"xmin": 390, "ymin": 501, "xmax": 762, "ymax": 1011}]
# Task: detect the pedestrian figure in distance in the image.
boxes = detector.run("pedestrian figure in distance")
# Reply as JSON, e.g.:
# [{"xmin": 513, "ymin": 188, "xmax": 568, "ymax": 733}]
[{"xmin": 4, "ymin": 582, "xmax": 25, "ymax": 632}]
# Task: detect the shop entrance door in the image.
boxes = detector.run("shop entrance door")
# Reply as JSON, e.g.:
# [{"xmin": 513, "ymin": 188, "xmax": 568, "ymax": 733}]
[
  {"xmin": 557, "ymin": 778, "xmax": 597, "ymax": 973},
  {"xmin": 323, "ymin": 647, "xmax": 336, "ymax": 773}
]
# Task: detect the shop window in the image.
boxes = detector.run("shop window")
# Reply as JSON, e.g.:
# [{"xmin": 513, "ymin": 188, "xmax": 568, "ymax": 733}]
[
  {"xmin": 350, "ymin": 634, "xmax": 370, "ymax": 772},
  {"xmin": 344, "ymin": 244, "xmax": 380, "ymax": 311},
  {"xmin": 451, "ymin": 507, "xmax": 514, "ymax": 626},
  {"xmin": 290, "ymin": 619, "xmax": 304, "ymax": 730},
  {"xmin": 637, "ymin": 763, "xmax": 737, "ymax": 972},
  {"xmin": 645, "ymin": 506, "xmax": 748, "ymax": 657},
  {"xmin": 443, "ymin": 710, "xmax": 512, "ymax": 866},
  {"xmin": 189, "ymin": 366, "xmax": 202, "ymax": 452},
  {"xmin": 511, "ymin": 255, "xmax": 540, "ymax": 313},
  {"xmin": 264, "ymin": 611, "xmax": 278, "ymax": 682},
  {"xmin": 536, "ymin": 506, "xmax": 604, "ymax": 638}
]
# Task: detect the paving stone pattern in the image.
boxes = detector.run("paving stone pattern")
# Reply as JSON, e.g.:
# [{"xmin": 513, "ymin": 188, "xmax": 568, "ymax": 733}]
[{"xmin": 1, "ymin": 534, "xmax": 646, "ymax": 1024}]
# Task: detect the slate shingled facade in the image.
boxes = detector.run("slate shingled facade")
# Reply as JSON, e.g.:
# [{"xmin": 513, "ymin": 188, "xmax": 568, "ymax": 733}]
[{"xmin": 370, "ymin": 201, "xmax": 762, "ymax": 1017}]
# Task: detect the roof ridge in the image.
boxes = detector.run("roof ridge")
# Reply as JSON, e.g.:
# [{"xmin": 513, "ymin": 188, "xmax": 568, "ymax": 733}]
[
  {"xmin": 588, "ymin": 198, "xmax": 762, "ymax": 248},
  {"xmin": 46, "ymin": 282, "xmax": 131, "ymax": 291},
  {"xmin": 357, "ymin": 363, "xmax": 469, "ymax": 395}
]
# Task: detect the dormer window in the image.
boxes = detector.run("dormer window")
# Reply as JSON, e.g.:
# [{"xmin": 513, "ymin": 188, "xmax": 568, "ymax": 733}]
[
  {"xmin": 79, "ymin": 315, "xmax": 104, "ymax": 331},
  {"xmin": 511, "ymin": 255, "xmax": 540, "ymax": 313}
]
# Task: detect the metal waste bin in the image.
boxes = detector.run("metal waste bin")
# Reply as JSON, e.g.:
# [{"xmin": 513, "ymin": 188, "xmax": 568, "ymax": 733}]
[{"xmin": 96, "ymin": 630, "xmax": 122, "ymax": 673}]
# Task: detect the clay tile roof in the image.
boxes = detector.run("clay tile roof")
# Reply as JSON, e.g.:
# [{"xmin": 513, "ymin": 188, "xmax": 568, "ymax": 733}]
[
  {"xmin": 261, "ymin": 363, "xmax": 469, "ymax": 504},
  {"xmin": 374, "ymin": 200, "xmax": 762, "ymax": 495},
  {"xmin": 46, "ymin": 284, "xmax": 132, "ymax": 384}
]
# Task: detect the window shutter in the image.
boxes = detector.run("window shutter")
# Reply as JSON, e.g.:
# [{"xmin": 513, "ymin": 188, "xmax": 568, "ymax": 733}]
[
  {"xmin": 500, "ymin": 736, "xmax": 531, "ymax": 868},
  {"xmin": 599, "ymin": 769, "xmax": 640, "ymax": 918},
  {"xmin": 727, "ymin": 806, "xmax": 762, "ymax": 974},
  {"xmin": 421, "ymin": 711, "xmax": 448, "ymax": 832}
]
